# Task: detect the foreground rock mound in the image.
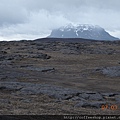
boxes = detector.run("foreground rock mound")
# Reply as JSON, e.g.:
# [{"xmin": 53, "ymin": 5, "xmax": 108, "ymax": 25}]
[{"xmin": 0, "ymin": 82, "xmax": 120, "ymax": 109}]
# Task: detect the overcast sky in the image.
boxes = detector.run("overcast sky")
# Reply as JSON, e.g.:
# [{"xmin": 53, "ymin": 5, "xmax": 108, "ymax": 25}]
[{"xmin": 0, "ymin": 0, "xmax": 120, "ymax": 41}]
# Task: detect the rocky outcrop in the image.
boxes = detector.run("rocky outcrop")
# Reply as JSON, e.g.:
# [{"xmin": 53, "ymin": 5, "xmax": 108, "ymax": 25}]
[{"xmin": 0, "ymin": 82, "xmax": 119, "ymax": 109}]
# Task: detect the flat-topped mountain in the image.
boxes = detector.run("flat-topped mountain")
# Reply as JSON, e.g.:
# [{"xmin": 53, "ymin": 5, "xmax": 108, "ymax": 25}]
[{"xmin": 49, "ymin": 24, "xmax": 119, "ymax": 40}]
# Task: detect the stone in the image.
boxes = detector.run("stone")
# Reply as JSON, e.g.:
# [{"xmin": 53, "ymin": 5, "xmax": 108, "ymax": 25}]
[
  {"xmin": 24, "ymin": 67, "xmax": 55, "ymax": 72},
  {"xmin": 0, "ymin": 54, "xmax": 24, "ymax": 61},
  {"xmin": 115, "ymin": 95, "xmax": 120, "ymax": 103},
  {"xmin": 37, "ymin": 47, "xmax": 44, "ymax": 50},
  {"xmin": 101, "ymin": 93, "xmax": 118, "ymax": 97},
  {"xmin": 71, "ymin": 96, "xmax": 85, "ymax": 101},
  {"xmin": 0, "ymin": 51, "xmax": 7, "ymax": 54},
  {"xmin": 30, "ymin": 53, "xmax": 51, "ymax": 59},
  {"xmin": 0, "ymin": 82, "xmax": 24, "ymax": 92},
  {"xmin": 0, "ymin": 86, "xmax": 7, "ymax": 90},
  {"xmin": 75, "ymin": 101, "xmax": 106, "ymax": 109},
  {"xmin": 0, "ymin": 56, "xmax": 6, "ymax": 61},
  {"xmin": 0, "ymin": 99, "xmax": 10, "ymax": 104},
  {"xmin": 79, "ymin": 93, "xmax": 89, "ymax": 99},
  {"xmin": 101, "ymin": 66, "xmax": 120, "ymax": 77},
  {"xmin": 95, "ymin": 66, "xmax": 120, "ymax": 77},
  {"xmin": 88, "ymin": 93, "xmax": 104, "ymax": 101},
  {"xmin": 78, "ymin": 92, "xmax": 103, "ymax": 101},
  {"xmin": 20, "ymin": 98, "xmax": 32, "ymax": 103}
]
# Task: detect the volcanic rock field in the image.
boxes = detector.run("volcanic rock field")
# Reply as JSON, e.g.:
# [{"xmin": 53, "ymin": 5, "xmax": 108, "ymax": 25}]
[{"xmin": 0, "ymin": 38, "xmax": 120, "ymax": 115}]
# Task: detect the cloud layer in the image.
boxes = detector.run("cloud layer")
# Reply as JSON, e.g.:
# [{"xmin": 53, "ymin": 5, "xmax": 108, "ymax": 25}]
[{"xmin": 0, "ymin": 0, "xmax": 120, "ymax": 41}]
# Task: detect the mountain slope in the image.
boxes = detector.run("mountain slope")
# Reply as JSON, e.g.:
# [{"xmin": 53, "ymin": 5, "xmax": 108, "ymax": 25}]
[{"xmin": 49, "ymin": 24, "xmax": 119, "ymax": 40}]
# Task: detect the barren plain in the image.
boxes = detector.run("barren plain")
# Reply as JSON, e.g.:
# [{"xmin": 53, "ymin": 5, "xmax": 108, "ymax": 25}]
[{"xmin": 0, "ymin": 38, "xmax": 120, "ymax": 115}]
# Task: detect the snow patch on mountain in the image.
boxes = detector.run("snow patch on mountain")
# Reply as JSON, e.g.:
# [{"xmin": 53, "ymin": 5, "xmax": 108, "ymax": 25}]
[{"xmin": 49, "ymin": 24, "xmax": 119, "ymax": 40}]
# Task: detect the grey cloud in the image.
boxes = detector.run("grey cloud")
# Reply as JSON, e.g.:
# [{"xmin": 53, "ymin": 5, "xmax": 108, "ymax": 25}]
[
  {"xmin": 0, "ymin": 0, "xmax": 29, "ymax": 26},
  {"xmin": 0, "ymin": 0, "xmax": 120, "ymax": 40}
]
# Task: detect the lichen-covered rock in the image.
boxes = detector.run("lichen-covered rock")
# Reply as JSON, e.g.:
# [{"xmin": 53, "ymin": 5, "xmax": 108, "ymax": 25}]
[
  {"xmin": 30, "ymin": 53, "xmax": 51, "ymax": 59},
  {"xmin": 95, "ymin": 66, "xmax": 120, "ymax": 77},
  {"xmin": 101, "ymin": 66, "xmax": 120, "ymax": 77}
]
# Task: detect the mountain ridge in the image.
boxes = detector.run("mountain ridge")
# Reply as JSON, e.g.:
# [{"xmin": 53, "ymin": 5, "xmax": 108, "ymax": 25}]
[{"xmin": 48, "ymin": 24, "xmax": 119, "ymax": 41}]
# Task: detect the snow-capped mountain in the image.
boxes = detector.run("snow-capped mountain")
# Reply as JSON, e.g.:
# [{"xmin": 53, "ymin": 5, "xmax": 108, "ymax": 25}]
[{"xmin": 49, "ymin": 24, "xmax": 119, "ymax": 40}]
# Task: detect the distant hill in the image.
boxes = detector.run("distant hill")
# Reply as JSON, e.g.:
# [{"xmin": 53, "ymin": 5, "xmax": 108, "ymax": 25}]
[{"xmin": 48, "ymin": 24, "xmax": 119, "ymax": 41}]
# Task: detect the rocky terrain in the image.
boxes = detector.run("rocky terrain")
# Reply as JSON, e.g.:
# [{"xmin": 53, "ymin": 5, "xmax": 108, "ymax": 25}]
[{"xmin": 0, "ymin": 38, "xmax": 120, "ymax": 115}]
